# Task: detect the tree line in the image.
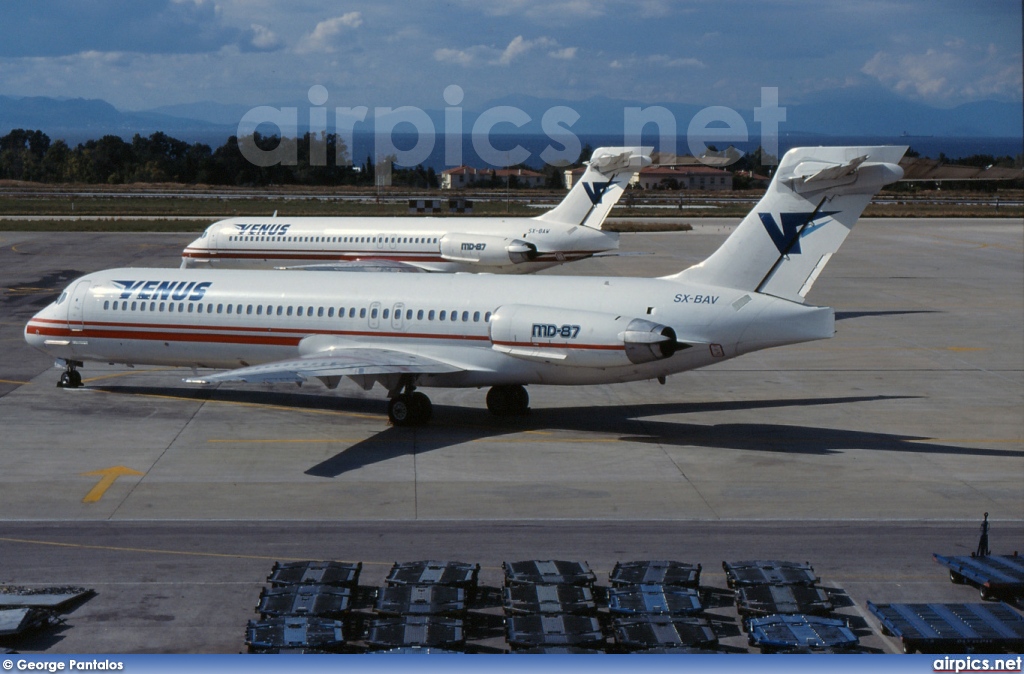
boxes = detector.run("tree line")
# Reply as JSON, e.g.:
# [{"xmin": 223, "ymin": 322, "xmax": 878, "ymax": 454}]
[{"xmin": 0, "ymin": 129, "xmax": 441, "ymax": 188}]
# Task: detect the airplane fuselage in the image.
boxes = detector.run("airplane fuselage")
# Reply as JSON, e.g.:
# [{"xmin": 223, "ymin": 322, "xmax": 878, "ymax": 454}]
[
  {"xmin": 181, "ymin": 217, "xmax": 620, "ymax": 273},
  {"xmin": 25, "ymin": 267, "xmax": 833, "ymax": 389}
]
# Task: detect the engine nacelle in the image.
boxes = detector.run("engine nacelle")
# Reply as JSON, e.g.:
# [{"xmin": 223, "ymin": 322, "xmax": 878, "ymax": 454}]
[
  {"xmin": 489, "ymin": 304, "xmax": 678, "ymax": 368},
  {"xmin": 440, "ymin": 233, "xmax": 538, "ymax": 266}
]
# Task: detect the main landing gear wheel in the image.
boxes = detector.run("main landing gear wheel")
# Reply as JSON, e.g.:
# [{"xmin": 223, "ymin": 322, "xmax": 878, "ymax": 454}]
[
  {"xmin": 57, "ymin": 367, "xmax": 82, "ymax": 389},
  {"xmin": 388, "ymin": 391, "xmax": 432, "ymax": 427},
  {"xmin": 486, "ymin": 384, "xmax": 530, "ymax": 417}
]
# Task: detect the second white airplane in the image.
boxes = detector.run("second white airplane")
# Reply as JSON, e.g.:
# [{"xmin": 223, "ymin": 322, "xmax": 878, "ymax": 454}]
[
  {"xmin": 181, "ymin": 147, "xmax": 650, "ymax": 273},
  {"xmin": 27, "ymin": 146, "xmax": 906, "ymax": 426}
]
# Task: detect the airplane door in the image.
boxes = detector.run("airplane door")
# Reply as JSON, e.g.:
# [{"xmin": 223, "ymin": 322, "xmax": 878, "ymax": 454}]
[
  {"xmin": 66, "ymin": 280, "xmax": 92, "ymax": 332},
  {"xmin": 389, "ymin": 234, "xmax": 398, "ymax": 250},
  {"xmin": 368, "ymin": 301, "xmax": 381, "ymax": 329},
  {"xmin": 391, "ymin": 302, "xmax": 405, "ymax": 331},
  {"xmin": 376, "ymin": 234, "xmax": 385, "ymax": 250}
]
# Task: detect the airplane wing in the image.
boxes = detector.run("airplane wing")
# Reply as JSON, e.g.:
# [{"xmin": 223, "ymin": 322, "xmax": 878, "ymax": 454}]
[
  {"xmin": 273, "ymin": 260, "xmax": 428, "ymax": 273},
  {"xmin": 184, "ymin": 347, "xmax": 465, "ymax": 386}
]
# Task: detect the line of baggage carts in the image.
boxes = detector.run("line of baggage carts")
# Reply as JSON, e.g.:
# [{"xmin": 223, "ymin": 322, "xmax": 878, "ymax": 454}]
[{"xmin": 244, "ymin": 558, "xmax": 868, "ymax": 653}]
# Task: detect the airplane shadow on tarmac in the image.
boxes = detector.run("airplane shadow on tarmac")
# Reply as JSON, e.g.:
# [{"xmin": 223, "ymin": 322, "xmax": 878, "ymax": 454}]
[{"xmin": 90, "ymin": 385, "xmax": 1021, "ymax": 478}]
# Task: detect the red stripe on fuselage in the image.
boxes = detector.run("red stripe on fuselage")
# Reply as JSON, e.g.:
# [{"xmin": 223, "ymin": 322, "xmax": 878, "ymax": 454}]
[{"xmin": 27, "ymin": 319, "xmax": 622, "ymax": 351}]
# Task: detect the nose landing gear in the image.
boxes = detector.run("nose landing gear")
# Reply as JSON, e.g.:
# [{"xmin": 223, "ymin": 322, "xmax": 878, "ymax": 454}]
[{"xmin": 57, "ymin": 361, "xmax": 84, "ymax": 388}]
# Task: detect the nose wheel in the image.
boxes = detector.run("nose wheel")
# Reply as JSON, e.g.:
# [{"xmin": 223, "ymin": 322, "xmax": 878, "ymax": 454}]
[
  {"xmin": 57, "ymin": 362, "xmax": 83, "ymax": 389},
  {"xmin": 486, "ymin": 384, "xmax": 530, "ymax": 417}
]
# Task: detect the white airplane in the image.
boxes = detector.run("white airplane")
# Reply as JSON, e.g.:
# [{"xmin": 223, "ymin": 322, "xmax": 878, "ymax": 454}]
[
  {"xmin": 180, "ymin": 147, "xmax": 650, "ymax": 273},
  {"xmin": 26, "ymin": 146, "xmax": 906, "ymax": 426}
]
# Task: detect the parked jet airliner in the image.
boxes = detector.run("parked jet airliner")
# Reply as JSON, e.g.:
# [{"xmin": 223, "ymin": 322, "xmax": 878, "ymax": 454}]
[
  {"xmin": 26, "ymin": 146, "xmax": 906, "ymax": 426},
  {"xmin": 180, "ymin": 147, "xmax": 650, "ymax": 273}
]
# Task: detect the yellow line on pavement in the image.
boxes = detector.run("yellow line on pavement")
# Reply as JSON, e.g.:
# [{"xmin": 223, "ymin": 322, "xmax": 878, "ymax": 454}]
[{"xmin": 0, "ymin": 379, "xmax": 29, "ymax": 385}]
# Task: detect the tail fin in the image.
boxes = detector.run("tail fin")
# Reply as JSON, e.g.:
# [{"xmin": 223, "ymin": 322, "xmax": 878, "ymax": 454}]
[
  {"xmin": 674, "ymin": 146, "xmax": 906, "ymax": 302},
  {"xmin": 536, "ymin": 146, "xmax": 652, "ymax": 229}
]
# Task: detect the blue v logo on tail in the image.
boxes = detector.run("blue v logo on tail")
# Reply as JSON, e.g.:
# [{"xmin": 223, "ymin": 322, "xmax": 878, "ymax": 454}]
[
  {"xmin": 583, "ymin": 181, "xmax": 614, "ymax": 206},
  {"xmin": 759, "ymin": 211, "xmax": 838, "ymax": 254}
]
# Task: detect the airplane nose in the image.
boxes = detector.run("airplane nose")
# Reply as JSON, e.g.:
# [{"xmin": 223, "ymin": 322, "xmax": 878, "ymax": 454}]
[{"xmin": 24, "ymin": 296, "xmax": 68, "ymax": 354}]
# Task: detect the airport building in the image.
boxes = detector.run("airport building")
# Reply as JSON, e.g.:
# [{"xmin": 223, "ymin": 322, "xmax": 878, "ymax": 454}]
[{"xmin": 441, "ymin": 166, "xmax": 547, "ymax": 189}]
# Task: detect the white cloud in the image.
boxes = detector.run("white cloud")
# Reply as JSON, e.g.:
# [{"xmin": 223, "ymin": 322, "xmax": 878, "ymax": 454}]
[
  {"xmin": 433, "ymin": 36, "xmax": 567, "ymax": 67},
  {"xmin": 297, "ymin": 12, "xmax": 363, "ymax": 54},
  {"xmin": 434, "ymin": 47, "xmax": 475, "ymax": 66},
  {"xmin": 498, "ymin": 35, "xmax": 556, "ymax": 65},
  {"xmin": 862, "ymin": 41, "xmax": 1023, "ymax": 103},
  {"xmin": 249, "ymin": 24, "xmax": 281, "ymax": 51}
]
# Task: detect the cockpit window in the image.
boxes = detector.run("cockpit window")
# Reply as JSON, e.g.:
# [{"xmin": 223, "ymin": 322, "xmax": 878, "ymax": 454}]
[{"xmin": 56, "ymin": 291, "xmax": 68, "ymax": 305}]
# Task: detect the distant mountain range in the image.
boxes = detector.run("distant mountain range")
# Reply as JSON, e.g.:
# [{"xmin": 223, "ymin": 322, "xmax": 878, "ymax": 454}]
[{"xmin": 2, "ymin": 90, "xmax": 1021, "ymax": 150}]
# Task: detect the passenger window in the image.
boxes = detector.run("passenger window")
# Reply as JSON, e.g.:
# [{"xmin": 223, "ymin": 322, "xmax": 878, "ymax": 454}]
[
  {"xmin": 462, "ymin": 311, "xmax": 469, "ymax": 322},
  {"xmin": 318, "ymin": 307, "xmax": 324, "ymax": 317},
  {"xmin": 349, "ymin": 308, "xmax": 355, "ymax": 318},
  {"xmin": 187, "ymin": 303, "xmax": 193, "ymax": 313},
  {"xmin": 287, "ymin": 306, "xmax": 293, "ymax": 316},
  {"xmin": 485, "ymin": 311, "xmax": 492, "ymax": 322},
  {"xmin": 473, "ymin": 311, "xmax": 480, "ymax": 322},
  {"xmin": 218, "ymin": 304, "xmax": 224, "ymax": 314},
  {"xmin": 103, "ymin": 301, "xmax": 109, "ymax": 310},
  {"xmin": 131, "ymin": 301, "xmax": 138, "ymax": 311},
  {"xmin": 247, "ymin": 305, "xmax": 253, "ymax": 315},
  {"xmin": 359, "ymin": 308, "xmax": 366, "ymax": 318},
  {"xmin": 159, "ymin": 302, "xmax": 165, "ymax": 312},
  {"xmin": 297, "ymin": 307, "xmax": 304, "ymax": 317},
  {"xmin": 237, "ymin": 304, "xmax": 243, "ymax": 314},
  {"xmin": 417, "ymin": 310, "xmax": 423, "ymax": 320},
  {"xmin": 428, "ymin": 310, "xmax": 435, "ymax": 320},
  {"xmin": 256, "ymin": 305, "xmax": 263, "ymax": 316},
  {"xmin": 178, "ymin": 302, "xmax": 185, "ymax": 312},
  {"xmin": 383, "ymin": 309, "xmax": 389, "ymax": 319},
  {"xmin": 327, "ymin": 308, "xmax": 334, "ymax": 318},
  {"xmin": 406, "ymin": 309, "xmax": 413, "ymax": 320},
  {"xmin": 439, "ymin": 310, "xmax": 446, "ymax": 321},
  {"xmin": 276, "ymin": 306, "xmax": 283, "ymax": 316},
  {"xmin": 451, "ymin": 311, "xmax": 458, "ymax": 321},
  {"xmin": 371, "ymin": 308, "xmax": 378, "ymax": 319}
]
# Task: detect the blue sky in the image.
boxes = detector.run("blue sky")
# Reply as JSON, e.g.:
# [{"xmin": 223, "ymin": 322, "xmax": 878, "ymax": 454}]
[{"xmin": 0, "ymin": 0, "xmax": 1020, "ymax": 112}]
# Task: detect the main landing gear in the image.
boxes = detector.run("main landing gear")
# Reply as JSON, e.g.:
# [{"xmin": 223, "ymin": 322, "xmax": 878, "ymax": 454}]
[
  {"xmin": 387, "ymin": 377, "xmax": 432, "ymax": 427},
  {"xmin": 57, "ymin": 361, "xmax": 83, "ymax": 389},
  {"xmin": 486, "ymin": 384, "xmax": 530, "ymax": 417}
]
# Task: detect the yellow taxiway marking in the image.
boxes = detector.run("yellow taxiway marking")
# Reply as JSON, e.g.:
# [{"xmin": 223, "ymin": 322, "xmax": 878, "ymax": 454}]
[
  {"xmin": 0, "ymin": 378, "xmax": 30, "ymax": 385},
  {"xmin": 0, "ymin": 536, "xmax": 385, "ymax": 567},
  {"xmin": 81, "ymin": 466, "xmax": 145, "ymax": 503}
]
